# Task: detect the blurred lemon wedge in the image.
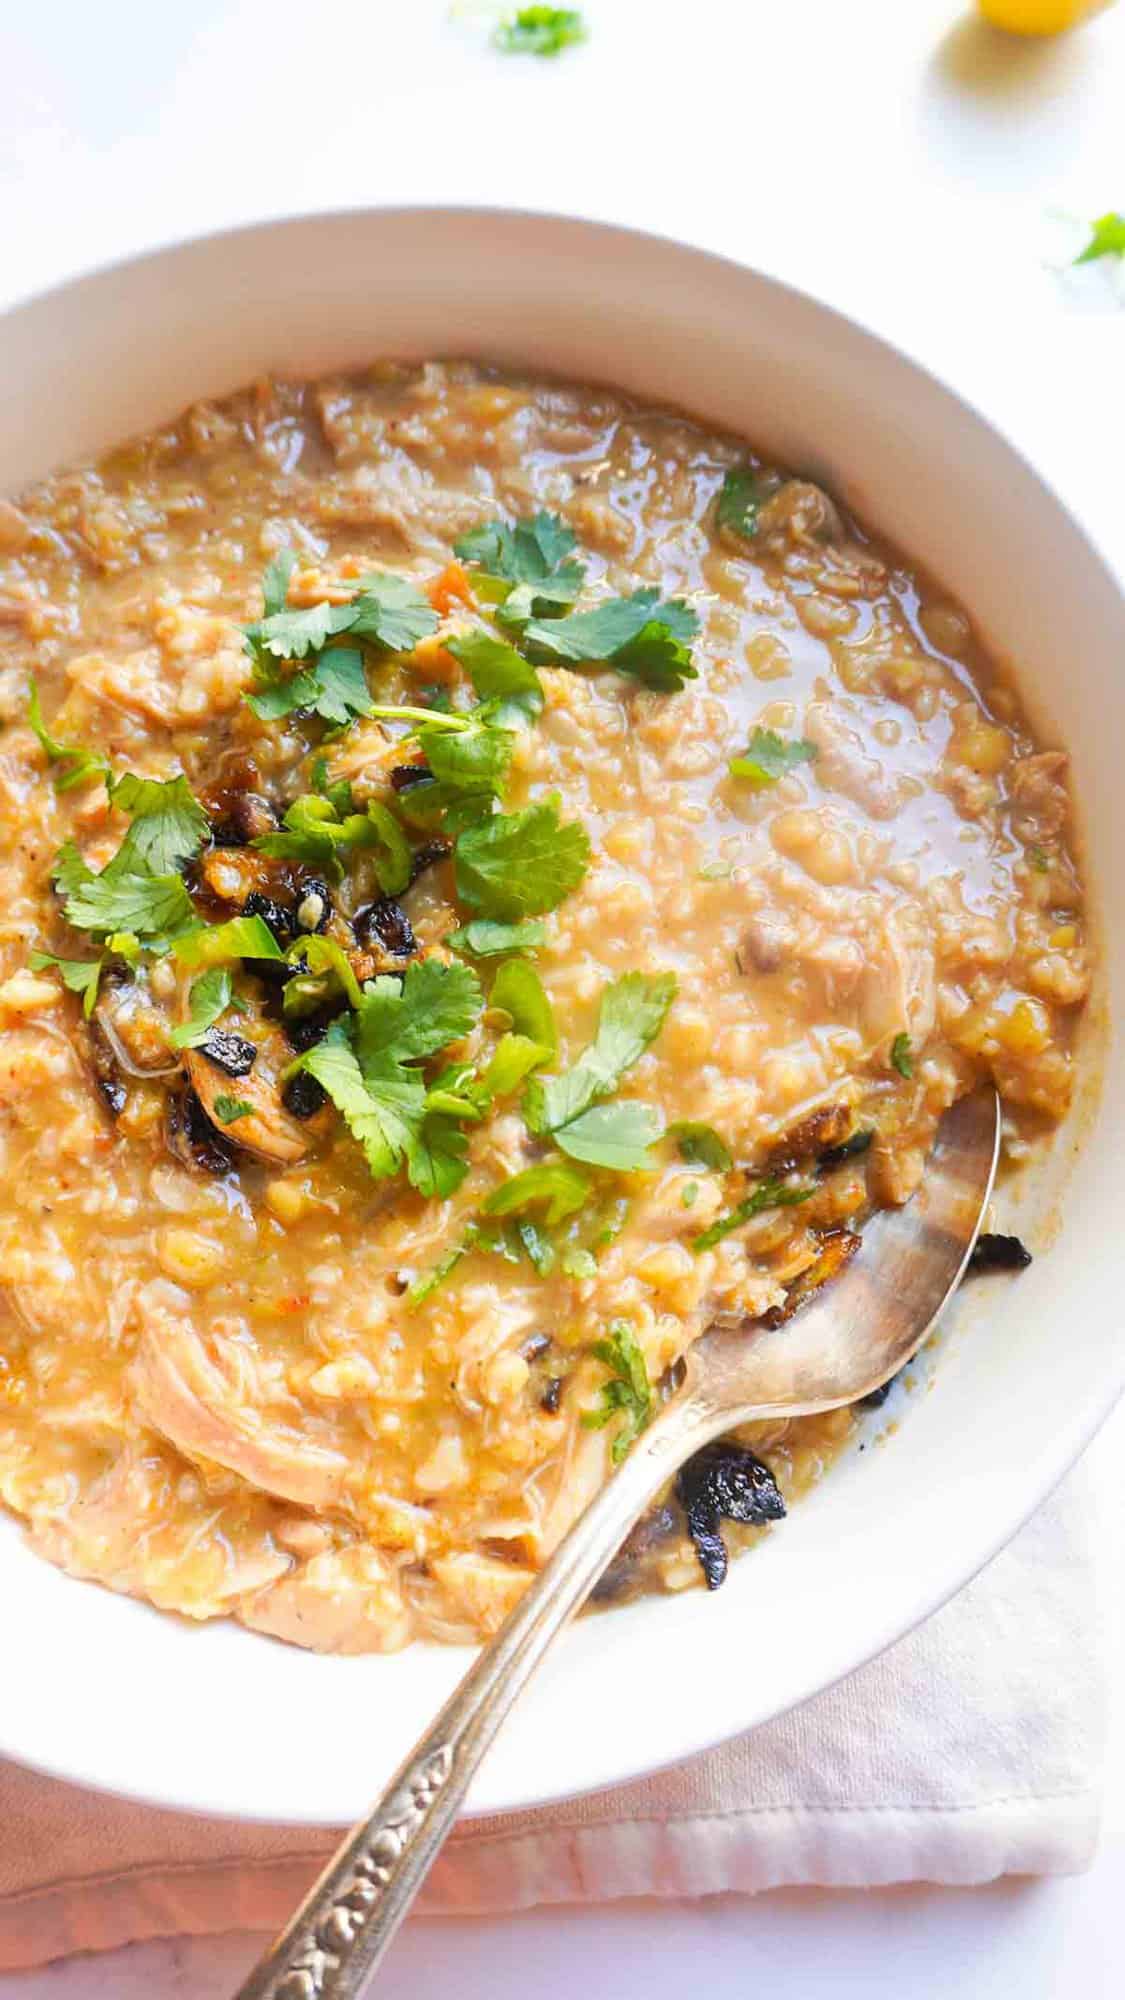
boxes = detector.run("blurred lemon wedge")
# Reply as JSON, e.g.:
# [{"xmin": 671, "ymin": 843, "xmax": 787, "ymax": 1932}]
[{"xmin": 978, "ymin": 0, "xmax": 1106, "ymax": 30}]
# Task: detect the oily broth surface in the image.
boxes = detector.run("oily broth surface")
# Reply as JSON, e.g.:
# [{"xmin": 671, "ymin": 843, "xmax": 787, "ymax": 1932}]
[{"xmin": 0, "ymin": 361, "xmax": 1088, "ymax": 1649}]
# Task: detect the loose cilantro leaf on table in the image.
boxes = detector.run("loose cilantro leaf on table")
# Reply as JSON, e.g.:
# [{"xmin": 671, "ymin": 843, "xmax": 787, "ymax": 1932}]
[
  {"xmin": 446, "ymin": 918, "xmax": 548, "ymax": 958},
  {"xmin": 692, "ymin": 1178, "xmax": 814, "ymax": 1253},
  {"xmin": 1073, "ymin": 211, "xmax": 1125, "ymax": 265},
  {"xmin": 454, "ymin": 511, "xmax": 585, "ymax": 624},
  {"xmin": 728, "ymin": 729, "xmax": 818, "ymax": 788},
  {"xmin": 481, "ymin": 1160, "xmax": 591, "ymax": 1226},
  {"xmin": 554, "ymin": 1100, "xmax": 662, "ymax": 1170},
  {"xmin": 213, "ymin": 1094, "xmax": 254, "ymax": 1125},
  {"xmin": 526, "ymin": 970, "xmax": 676, "ymax": 1136},
  {"xmin": 28, "ymin": 951, "xmax": 103, "ymax": 1018},
  {"xmin": 890, "ymin": 1031, "xmax": 914, "ymax": 1079},
  {"xmin": 668, "ymin": 1121, "xmax": 733, "ymax": 1171},
  {"xmin": 454, "ymin": 796, "xmax": 590, "ymax": 921},
  {"xmin": 493, "ymin": 7, "xmax": 587, "ymax": 56},
  {"xmin": 169, "ymin": 966, "xmax": 235, "ymax": 1049},
  {"xmin": 715, "ymin": 466, "xmax": 764, "ymax": 542},
  {"xmin": 27, "ymin": 683, "xmax": 109, "ymax": 793},
  {"xmin": 523, "ymin": 588, "xmax": 700, "ymax": 691},
  {"xmin": 582, "ymin": 1321, "xmax": 652, "ymax": 1465}
]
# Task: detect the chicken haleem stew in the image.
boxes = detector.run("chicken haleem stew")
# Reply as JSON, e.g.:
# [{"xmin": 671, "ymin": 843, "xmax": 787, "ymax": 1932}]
[{"xmin": 0, "ymin": 363, "xmax": 1088, "ymax": 1650}]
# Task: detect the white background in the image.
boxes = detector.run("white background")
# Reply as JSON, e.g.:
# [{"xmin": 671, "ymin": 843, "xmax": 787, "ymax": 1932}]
[{"xmin": 2, "ymin": 0, "xmax": 1123, "ymax": 1992}]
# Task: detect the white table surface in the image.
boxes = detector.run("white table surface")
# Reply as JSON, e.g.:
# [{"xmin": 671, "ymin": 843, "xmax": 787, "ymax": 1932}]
[{"xmin": 2, "ymin": 0, "xmax": 1123, "ymax": 1991}]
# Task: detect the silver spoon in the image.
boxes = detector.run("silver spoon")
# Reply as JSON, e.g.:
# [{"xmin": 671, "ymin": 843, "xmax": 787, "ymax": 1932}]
[{"xmin": 235, "ymin": 1087, "xmax": 1000, "ymax": 2000}]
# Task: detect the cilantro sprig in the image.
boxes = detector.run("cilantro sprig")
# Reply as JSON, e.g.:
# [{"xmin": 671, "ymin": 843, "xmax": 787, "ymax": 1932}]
[
  {"xmin": 729, "ymin": 729, "xmax": 818, "ymax": 788},
  {"xmin": 27, "ymin": 683, "xmax": 108, "ymax": 793},
  {"xmin": 28, "ymin": 951, "xmax": 103, "ymax": 1018},
  {"xmin": 454, "ymin": 796, "xmax": 590, "ymax": 921},
  {"xmin": 454, "ymin": 511, "xmax": 585, "ymax": 625},
  {"xmin": 242, "ymin": 554, "xmax": 439, "ymax": 722},
  {"xmin": 582, "ymin": 1321, "xmax": 652, "ymax": 1465},
  {"xmin": 524, "ymin": 589, "xmax": 701, "ymax": 692},
  {"xmin": 526, "ymin": 970, "xmax": 676, "ymax": 1139}
]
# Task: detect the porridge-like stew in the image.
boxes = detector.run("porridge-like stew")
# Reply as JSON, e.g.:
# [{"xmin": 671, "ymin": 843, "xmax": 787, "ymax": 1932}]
[{"xmin": 0, "ymin": 362, "xmax": 1088, "ymax": 1650}]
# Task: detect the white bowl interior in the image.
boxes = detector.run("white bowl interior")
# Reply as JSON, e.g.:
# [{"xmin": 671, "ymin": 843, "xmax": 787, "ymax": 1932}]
[{"xmin": 0, "ymin": 210, "xmax": 1121, "ymax": 1825}]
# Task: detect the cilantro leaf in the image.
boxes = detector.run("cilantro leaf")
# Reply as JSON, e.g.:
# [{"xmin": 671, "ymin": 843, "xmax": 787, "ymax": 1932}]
[
  {"xmin": 404, "ymin": 1113, "xmax": 471, "ymax": 1200},
  {"xmin": 554, "ymin": 1100, "xmax": 662, "ymax": 1170},
  {"xmin": 54, "ymin": 842, "xmax": 196, "ymax": 939},
  {"xmin": 454, "ymin": 796, "xmax": 590, "ymax": 920},
  {"xmin": 213, "ymin": 1094, "xmax": 254, "ymax": 1125},
  {"xmin": 28, "ymin": 950, "xmax": 103, "ymax": 1018},
  {"xmin": 169, "ymin": 966, "xmax": 234, "ymax": 1049},
  {"xmin": 523, "ymin": 588, "xmax": 700, "ymax": 691},
  {"xmin": 245, "ymin": 598, "xmax": 359, "ymax": 663},
  {"xmin": 347, "ymin": 572, "xmax": 439, "ymax": 653},
  {"xmin": 692, "ymin": 1178, "xmax": 814, "ymax": 1253},
  {"xmin": 490, "ymin": 957, "xmax": 557, "ymax": 1052},
  {"xmin": 446, "ymin": 631, "xmax": 544, "ymax": 724},
  {"xmin": 106, "ymin": 771, "xmax": 210, "ymax": 875},
  {"xmin": 446, "ymin": 918, "xmax": 547, "ymax": 957},
  {"xmin": 419, "ymin": 715, "xmax": 514, "ymax": 802},
  {"xmin": 729, "ymin": 728, "xmax": 818, "ymax": 788},
  {"xmin": 296, "ymin": 1024, "xmax": 426, "ymax": 1180},
  {"xmin": 246, "ymin": 646, "xmax": 374, "ymax": 727},
  {"xmin": 493, "ymin": 6, "xmax": 587, "ymax": 55},
  {"xmin": 581, "ymin": 1321, "xmax": 652, "ymax": 1465},
  {"xmin": 261, "ymin": 548, "xmax": 297, "ymax": 618},
  {"xmin": 1074, "ymin": 211, "xmax": 1125, "ymax": 265},
  {"xmin": 355, "ymin": 958, "xmax": 483, "ymax": 1068},
  {"xmin": 173, "ymin": 916, "xmax": 284, "ymax": 969},
  {"xmin": 453, "ymin": 512, "xmax": 584, "ymax": 623},
  {"xmin": 526, "ymin": 970, "xmax": 676, "ymax": 1135},
  {"xmin": 715, "ymin": 466, "xmax": 763, "ymax": 542},
  {"xmin": 481, "ymin": 1160, "xmax": 591, "ymax": 1226},
  {"xmin": 890, "ymin": 1032, "xmax": 913, "ymax": 1079},
  {"xmin": 27, "ymin": 682, "xmax": 108, "ymax": 792},
  {"xmin": 668, "ymin": 1122, "xmax": 732, "ymax": 1171}
]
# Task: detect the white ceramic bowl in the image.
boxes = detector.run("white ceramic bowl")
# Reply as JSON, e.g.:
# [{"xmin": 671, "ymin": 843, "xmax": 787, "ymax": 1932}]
[{"xmin": 0, "ymin": 209, "xmax": 1121, "ymax": 1826}]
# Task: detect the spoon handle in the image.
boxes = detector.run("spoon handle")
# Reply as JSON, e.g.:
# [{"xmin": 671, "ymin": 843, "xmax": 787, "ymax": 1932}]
[{"xmin": 233, "ymin": 1385, "xmax": 713, "ymax": 2000}]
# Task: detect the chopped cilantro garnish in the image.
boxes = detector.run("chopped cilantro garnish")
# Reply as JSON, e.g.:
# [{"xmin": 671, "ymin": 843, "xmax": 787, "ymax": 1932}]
[
  {"xmin": 581, "ymin": 1321, "xmax": 652, "ymax": 1465},
  {"xmin": 481, "ymin": 1159, "xmax": 590, "ymax": 1226},
  {"xmin": 668, "ymin": 1122, "xmax": 732, "ymax": 1171},
  {"xmin": 346, "ymin": 572, "xmax": 441, "ymax": 653},
  {"xmin": 454, "ymin": 511, "xmax": 585, "ymax": 623},
  {"xmin": 526, "ymin": 970, "xmax": 676, "ymax": 1136},
  {"xmin": 289, "ymin": 960, "xmax": 484, "ymax": 1197},
  {"xmin": 246, "ymin": 645, "xmax": 374, "ymax": 727},
  {"xmin": 715, "ymin": 466, "xmax": 764, "ymax": 542},
  {"xmin": 553, "ymin": 1099, "xmax": 662, "ymax": 1170},
  {"xmin": 244, "ymin": 561, "xmax": 437, "ymax": 665},
  {"xmin": 54, "ymin": 841, "xmax": 195, "ymax": 941},
  {"xmin": 454, "ymin": 795, "xmax": 590, "ymax": 920},
  {"xmin": 890, "ymin": 1032, "xmax": 914, "ymax": 1079},
  {"xmin": 173, "ymin": 916, "xmax": 284, "ymax": 969},
  {"xmin": 446, "ymin": 918, "xmax": 548, "ymax": 958},
  {"xmin": 729, "ymin": 729, "xmax": 818, "ymax": 788},
  {"xmin": 1074, "ymin": 211, "xmax": 1125, "ymax": 265},
  {"xmin": 446, "ymin": 630, "xmax": 544, "ymax": 723},
  {"xmin": 494, "ymin": 7, "xmax": 586, "ymax": 56},
  {"xmin": 692, "ymin": 1178, "xmax": 814, "ymax": 1253},
  {"xmin": 213, "ymin": 1094, "xmax": 254, "ymax": 1125},
  {"xmin": 105, "ymin": 772, "xmax": 210, "ymax": 875},
  {"xmin": 524, "ymin": 589, "xmax": 700, "ymax": 692},
  {"xmin": 28, "ymin": 951, "xmax": 103, "ymax": 1018},
  {"xmin": 490, "ymin": 957, "xmax": 557, "ymax": 1052},
  {"xmin": 27, "ymin": 682, "xmax": 108, "ymax": 792},
  {"xmin": 169, "ymin": 966, "xmax": 234, "ymax": 1049}
]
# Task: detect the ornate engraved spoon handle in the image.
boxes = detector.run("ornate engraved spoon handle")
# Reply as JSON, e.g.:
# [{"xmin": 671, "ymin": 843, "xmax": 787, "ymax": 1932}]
[{"xmin": 233, "ymin": 1383, "xmax": 716, "ymax": 2000}]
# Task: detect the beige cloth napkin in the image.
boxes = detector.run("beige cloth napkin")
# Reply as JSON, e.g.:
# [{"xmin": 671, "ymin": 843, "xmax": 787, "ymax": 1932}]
[{"xmin": 0, "ymin": 1470, "xmax": 1105, "ymax": 1972}]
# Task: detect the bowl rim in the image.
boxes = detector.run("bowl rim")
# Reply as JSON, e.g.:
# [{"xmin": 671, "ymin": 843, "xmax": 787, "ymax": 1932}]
[{"xmin": 0, "ymin": 202, "xmax": 1121, "ymax": 1826}]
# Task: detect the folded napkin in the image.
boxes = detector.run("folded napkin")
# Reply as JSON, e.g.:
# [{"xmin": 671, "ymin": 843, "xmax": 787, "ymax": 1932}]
[{"xmin": 0, "ymin": 1469, "xmax": 1105, "ymax": 1972}]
